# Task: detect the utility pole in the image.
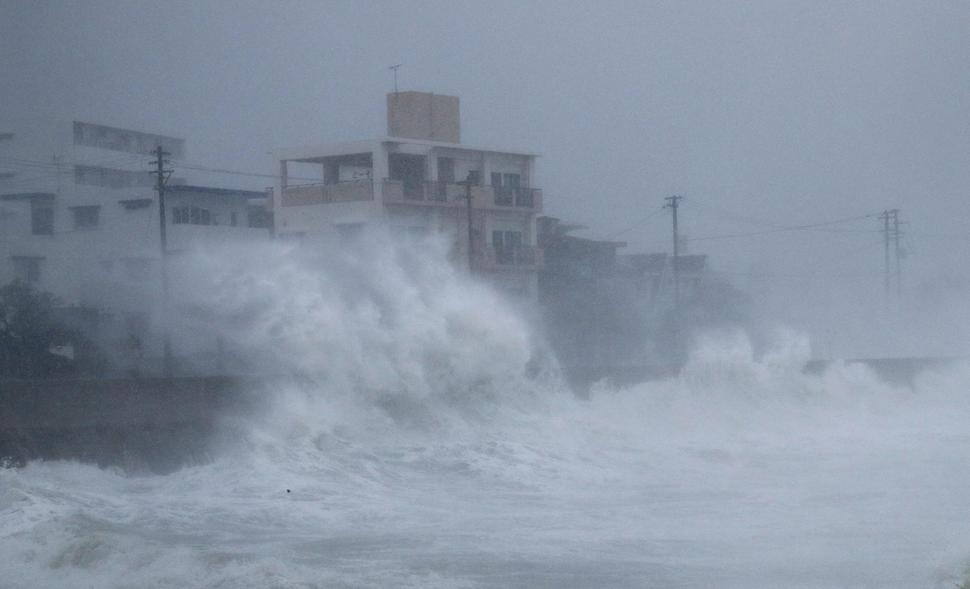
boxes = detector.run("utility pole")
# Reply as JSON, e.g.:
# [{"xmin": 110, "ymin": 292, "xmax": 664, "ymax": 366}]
[
  {"xmin": 150, "ymin": 145, "xmax": 173, "ymax": 377},
  {"xmin": 881, "ymin": 210, "xmax": 891, "ymax": 297},
  {"xmin": 460, "ymin": 172, "xmax": 475, "ymax": 272},
  {"xmin": 893, "ymin": 210, "xmax": 902, "ymax": 297},
  {"xmin": 664, "ymin": 195, "xmax": 684, "ymax": 308},
  {"xmin": 879, "ymin": 208, "xmax": 901, "ymax": 298},
  {"xmin": 389, "ymin": 64, "xmax": 402, "ymax": 94}
]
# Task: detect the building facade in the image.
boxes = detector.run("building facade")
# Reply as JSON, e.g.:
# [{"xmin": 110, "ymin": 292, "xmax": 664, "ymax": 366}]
[
  {"xmin": 0, "ymin": 119, "xmax": 271, "ymax": 373},
  {"xmin": 273, "ymin": 91, "xmax": 543, "ymax": 297}
]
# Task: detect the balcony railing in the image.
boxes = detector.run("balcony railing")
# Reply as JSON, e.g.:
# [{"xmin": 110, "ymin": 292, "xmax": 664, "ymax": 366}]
[
  {"xmin": 482, "ymin": 245, "xmax": 543, "ymax": 269},
  {"xmin": 383, "ymin": 180, "xmax": 461, "ymax": 203},
  {"xmin": 383, "ymin": 180, "xmax": 542, "ymax": 211},
  {"xmin": 281, "ymin": 181, "xmax": 374, "ymax": 206},
  {"xmin": 493, "ymin": 186, "xmax": 541, "ymax": 209}
]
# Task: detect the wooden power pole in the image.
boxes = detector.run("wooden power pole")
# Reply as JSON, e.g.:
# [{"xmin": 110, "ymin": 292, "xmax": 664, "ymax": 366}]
[
  {"xmin": 150, "ymin": 145, "xmax": 174, "ymax": 377},
  {"xmin": 459, "ymin": 172, "xmax": 476, "ymax": 272},
  {"xmin": 665, "ymin": 195, "xmax": 684, "ymax": 308}
]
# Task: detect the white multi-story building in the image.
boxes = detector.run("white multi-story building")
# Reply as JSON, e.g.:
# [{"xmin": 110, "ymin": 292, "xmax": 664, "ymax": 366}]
[
  {"xmin": 273, "ymin": 91, "xmax": 543, "ymax": 297},
  {"xmin": 0, "ymin": 119, "xmax": 271, "ymax": 372}
]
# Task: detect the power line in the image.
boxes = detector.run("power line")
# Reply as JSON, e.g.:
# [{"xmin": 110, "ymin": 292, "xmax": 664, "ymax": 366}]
[
  {"xmin": 604, "ymin": 207, "xmax": 666, "ymax": 240},
  {"xmin": 686, "ymin": 213, "xmax": 878, "ymax": 242},
  {"xmin": 0, "ymin": 153, "xmax": 152, "ymax": 190},
  {"xmin": 177, "ymin": 162, "xmax": 317, "ymax": 182},
  {"xmin": 713, "ymin": 240, "xmax": 889, "ymax": 283},
  {"xmin": 691, "ymin": 202, "xmax": 879, "ymax": 233},
  {"xmin": 0, "ymin": 155, "xmax": 318, "ymax": 183}
]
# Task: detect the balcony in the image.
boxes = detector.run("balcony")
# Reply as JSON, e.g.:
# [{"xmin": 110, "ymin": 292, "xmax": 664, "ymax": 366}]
[
  {"xmin": 281, "ymin": 181, "xmax": 374, "ymax": 207},
  {"xmin": 382, "ymin": 180, "xmax": 542, "ymax": 211},
  {"xmin": 382, "ymin": 180, "xmax": 466, "ymax": 205},
  {"xmin": 493, "ymin": 186, "xmax": 541, "ymax": 209},
  {"xmin": 480, "ymin": 246, "xmax": 543, "ymax": 270}
]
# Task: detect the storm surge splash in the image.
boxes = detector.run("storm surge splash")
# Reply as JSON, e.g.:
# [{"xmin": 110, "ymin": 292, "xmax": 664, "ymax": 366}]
[{"xmin": 2, "ymin": 233, "xmax": 970, "ymax": 589}]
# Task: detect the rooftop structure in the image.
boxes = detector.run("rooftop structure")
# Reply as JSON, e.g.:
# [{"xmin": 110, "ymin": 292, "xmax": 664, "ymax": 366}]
[{"xmin": 274, "ymin": 91, "xmax": 543, "ymax": 297}]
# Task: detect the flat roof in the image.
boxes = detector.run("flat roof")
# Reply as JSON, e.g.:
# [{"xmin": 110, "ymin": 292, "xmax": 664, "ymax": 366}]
[
  {"xmin": 277, "ymin": 136, "xmax": 538, "ymax": 161},
  {"xmin": 166, "ymin": 185, "xmax": 266, "ymax": 198},
  {"xmin": 73, "ymin": 120, "xmax": 184, "ymax": 145},
  {"xmin": 382, "ymin": 136, "xmax": 539, "ymax": 157}
]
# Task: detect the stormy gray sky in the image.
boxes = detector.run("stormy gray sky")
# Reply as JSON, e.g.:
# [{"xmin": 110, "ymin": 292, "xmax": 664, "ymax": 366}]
[{"xmin": 3, "ymin": 0, "xmax": 970, "ymax": 352}]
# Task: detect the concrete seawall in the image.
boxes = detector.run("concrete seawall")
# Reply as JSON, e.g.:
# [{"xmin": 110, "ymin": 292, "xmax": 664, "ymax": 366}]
[
  {"xmin": 0, "ymin": 376, "xmax": 268, "ymax": 473},
  {"xmin": 2, "ymin": 357, "xmax": 963, "ymax": 472}
]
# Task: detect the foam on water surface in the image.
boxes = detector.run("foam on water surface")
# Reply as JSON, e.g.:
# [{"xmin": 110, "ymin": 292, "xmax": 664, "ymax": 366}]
[{"xmin": 2, "ymin": 236, "xmax": 970, "ymax": 588}]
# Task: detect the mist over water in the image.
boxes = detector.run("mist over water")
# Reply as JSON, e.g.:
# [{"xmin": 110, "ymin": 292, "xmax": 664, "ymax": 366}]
[{"xmin": 3, "ymin": 235, "xmax": 970, "ymax": 588}]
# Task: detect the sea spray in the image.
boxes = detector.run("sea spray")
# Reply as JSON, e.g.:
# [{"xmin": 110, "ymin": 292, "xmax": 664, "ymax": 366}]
[{"xmin": 2, "ymin": 234, "xmax": 970, "ymax": 588}]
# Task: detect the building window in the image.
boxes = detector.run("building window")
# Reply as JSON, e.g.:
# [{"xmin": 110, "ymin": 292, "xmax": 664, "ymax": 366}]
[
  {"xmin": 172, "ymin": 206, "xmax": 212, "ymax": 226},
  {"xmin": 247, "ymin": 206, "xmax": 272, "ymax": 229},
  {"xmin": 493, "ymin": 230, "xmax": 523, "ymax": 264},
  {"xmin": 492, "ymin": 173, "xmax": 521, "ymax": 206},
  {"xmin": 230, "ymin": 211, "xmax": 238, "ymax": 227},
  {"xmin": 119, "ymin": 198, "xmax": 153, "ymax": 210},
  {"xmin": 11, "ymin": 256, "xmax": 43, "ymax": 283},
  {"xmin": 31, "ymin": 206, "xmax": 54, "ymax": 235},
  {"xmin": 72, "ymin": 121, "xmax": 185, "ymax": 158},
  {"xmin": 437, "ymin": 157, "xmax": 455, "ymax": 183},
  {"xmin": 71, "ymin": 205, "xmax": 101, "ymax": 230},
  {"xmin": 0, "ymin": 132, "xmax": 14, "ymax": 142},
  {"xmin": 191, "ymin": 207, "xmax": 211, "ymax": 225}
]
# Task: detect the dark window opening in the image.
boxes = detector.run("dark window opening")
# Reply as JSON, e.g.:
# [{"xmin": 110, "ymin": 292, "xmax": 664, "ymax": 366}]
[
  {"xmin": 247, "ymin": 207, "xmax": 272, "ymax": 229},
  {"xmin": 173, "ymin": 206, "xmax": 213, "ymax": 226},
  {"xmin": 389, "ymin": 153, "xmax": 427, "ymax": 199},
  {"xmin": 31, "ymin": 206, "xmax": 54, "ymax": 235},
  {"xmin": 71, "ymin": 205, "xmax": 101, "ymax": 229},
  {"xmin": 493, "ymin": 230, "xmax": 523, "ymax": 264},
  {"xmin": 493, "ymin": 173, "xmax": 521, "ymax": 206},
  {"xmin": 437, "ymin": 157, "xmax": 455, "ymax": 183}
]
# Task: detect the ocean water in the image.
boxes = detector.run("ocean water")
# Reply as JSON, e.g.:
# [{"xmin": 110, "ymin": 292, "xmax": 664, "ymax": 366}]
[{"xmin": 2, "ymin": 237, "xmax": 970, "ymax": 588}]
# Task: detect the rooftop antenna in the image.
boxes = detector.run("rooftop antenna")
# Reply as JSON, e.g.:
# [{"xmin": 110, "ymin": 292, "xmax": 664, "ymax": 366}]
[{"xmin": 389, "ymin": 64, "xmax": 402, "ymax": 94}]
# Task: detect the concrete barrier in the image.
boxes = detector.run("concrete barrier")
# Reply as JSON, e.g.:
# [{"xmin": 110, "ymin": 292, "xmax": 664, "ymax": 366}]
[
  {"xmin": 0, "ymin": 376, "xmax": 266, "ymax": 473},
  {"xmin": 2, "ymin": 358, "xmax": 964, "ymax": 471}
]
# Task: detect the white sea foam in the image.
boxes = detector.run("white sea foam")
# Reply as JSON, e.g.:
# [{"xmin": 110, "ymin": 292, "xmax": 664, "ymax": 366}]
[{"xmin": 2, "ymin": 233, "xmax": 969, "ymax": 588}]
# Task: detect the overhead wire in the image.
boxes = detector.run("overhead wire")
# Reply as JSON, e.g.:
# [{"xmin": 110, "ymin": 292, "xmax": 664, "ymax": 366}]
[
  {"xmin": 686, "ymin": 213, "xmax": 878, "ymax": 242},
  {"xmin": 4, "ymin": 153, "xmax": 952, "ymax": 285},
  {"xmin": 604, "ymin": 207, "xmax": 667, "ymax": 240},
  {"xmin": 0, "ymin": 152, "xmax": 150, "ymax": 188}
]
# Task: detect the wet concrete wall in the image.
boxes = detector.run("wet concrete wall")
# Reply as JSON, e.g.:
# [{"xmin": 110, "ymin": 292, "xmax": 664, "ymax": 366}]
[
  {"xmin": 0, "ymin": 376, "xmax": 266, "ymax": 473},
  {"xmin": 1, "ymin": 358, "xmax": 962, "ymax": 472}
]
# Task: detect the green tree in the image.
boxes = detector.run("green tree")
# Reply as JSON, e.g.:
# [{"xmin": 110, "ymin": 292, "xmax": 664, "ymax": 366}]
[{"xmin": 0, "ymin": 280, "xmax": 77, "ymax": 377}]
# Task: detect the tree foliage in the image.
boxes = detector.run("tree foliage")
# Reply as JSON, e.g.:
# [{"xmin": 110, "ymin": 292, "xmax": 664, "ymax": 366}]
[{"xmin": 0, "ymin": 281, "xmax": 77, "ymax": 377}]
